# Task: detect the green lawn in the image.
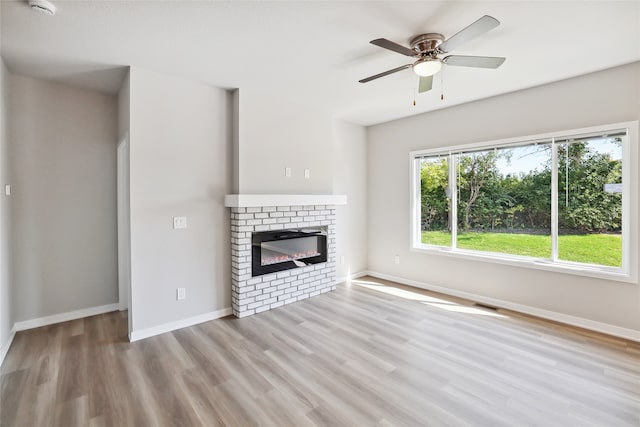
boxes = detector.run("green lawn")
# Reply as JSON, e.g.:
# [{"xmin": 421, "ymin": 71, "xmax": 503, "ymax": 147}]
[{"xmin": 421, "ymin": 231, "xmax": 621, "ymax": 267}]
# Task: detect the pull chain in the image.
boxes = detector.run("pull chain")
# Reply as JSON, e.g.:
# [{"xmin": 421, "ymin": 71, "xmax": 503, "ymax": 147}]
[
  {"xmin": 440, "ymin": 67, "xmax": 445, "ymax": 101},
  {"xmin": 413, "ymin": 82, "xmax": 417, "ymax": 106}
]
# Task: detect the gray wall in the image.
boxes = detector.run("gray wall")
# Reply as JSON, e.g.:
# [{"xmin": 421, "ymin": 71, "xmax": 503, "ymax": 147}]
[
  {"xmin": 367, "ymin": 62, "xmax": 640, "ymax": 333},
  {"xmin": 0, "ymin": 58, "xmax": 12, "ymax": 357},
  {"xmin": 0, "ymin": 63, "xmax": 369, "ymax": 342},
  {"xmin": 127, "ymin": 69, "xmax": 370, "ymax": 334},
  {"xmin": 333, "ymin": 120, "xmax": 367, "ymax": 278},
  {"xmin": 128, "ymin": 67, "xmax": 232, "ymax": 332},
  {"xmin": 236, "ymin": 88, "xmax": 334, "ymax": 194},
  {"xmin": 10, "ymin": 75, "xmax": 119, "ymax": 322},
  {"xmin": 233, "ymin": 87, "xmax": 369, "ymax": 280}
]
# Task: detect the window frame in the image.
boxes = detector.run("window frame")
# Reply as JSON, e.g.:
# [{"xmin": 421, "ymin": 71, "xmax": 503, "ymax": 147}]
[{"xmin": 409, "ymin": 121, "xmax": 638, "ymax": 283}]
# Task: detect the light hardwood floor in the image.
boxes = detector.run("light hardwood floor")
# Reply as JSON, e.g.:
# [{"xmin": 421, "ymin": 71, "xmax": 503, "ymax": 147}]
[{"xmin": 2, "ymin": 276, "xmax": 639, "ymax": 426}]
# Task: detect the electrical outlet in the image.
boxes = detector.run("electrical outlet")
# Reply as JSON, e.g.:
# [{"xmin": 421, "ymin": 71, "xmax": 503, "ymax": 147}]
[
  {"xmin": 394, "ymin": 255, "xmax": 400, "ymax": 265},
  {"xmin": 173, "ymin": 216, "xmax": 187, "ymax": 229},
  {"xmin": 4, "ymin": 185, "xmax": 10, "ymax": 196},
  {"xmin": 177, "ymin": 288, "xmax": 186, "ymax": 301},
  {"xmin": 285, "ymin": 167, "xmax": 292, "ymax": 177}
]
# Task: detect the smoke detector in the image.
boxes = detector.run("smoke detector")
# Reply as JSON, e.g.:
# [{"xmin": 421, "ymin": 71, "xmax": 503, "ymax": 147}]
[{"xmin": 29, "ymin": 0, "xmax": 56, "ymax": 16}]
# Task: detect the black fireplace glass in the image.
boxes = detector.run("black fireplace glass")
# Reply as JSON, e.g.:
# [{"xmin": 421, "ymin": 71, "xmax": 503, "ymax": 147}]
[{"xmin": 251, "ymin": 227, "xmax": 328, "ymax": 276}]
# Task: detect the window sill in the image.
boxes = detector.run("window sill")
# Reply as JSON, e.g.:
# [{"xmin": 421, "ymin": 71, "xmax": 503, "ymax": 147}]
[{"xmin": 411, "ymin": 244, "xmax": 636, "ymax": 284}]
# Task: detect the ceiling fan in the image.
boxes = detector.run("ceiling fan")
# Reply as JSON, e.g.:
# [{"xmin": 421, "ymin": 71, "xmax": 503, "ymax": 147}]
[{"xmin": 359, "ymin": 15, "xmax": 506, "ymax": 94}]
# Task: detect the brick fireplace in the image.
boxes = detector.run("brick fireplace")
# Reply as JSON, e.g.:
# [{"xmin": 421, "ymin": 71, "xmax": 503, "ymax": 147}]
[{"xmin": 225, "ymin": 195, "xmax": 347, "ymax": 318}]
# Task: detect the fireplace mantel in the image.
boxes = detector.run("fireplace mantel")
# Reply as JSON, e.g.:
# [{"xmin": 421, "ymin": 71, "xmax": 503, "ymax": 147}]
[{"xmin": 224, "ymin": 194, "xmax": 347, "ymax": 208}]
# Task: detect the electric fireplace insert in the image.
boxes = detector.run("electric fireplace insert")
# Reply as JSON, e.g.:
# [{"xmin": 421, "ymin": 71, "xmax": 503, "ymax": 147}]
[{"xmin": 251, "ymin": 226, "xmax": 328, "ymax": 276}]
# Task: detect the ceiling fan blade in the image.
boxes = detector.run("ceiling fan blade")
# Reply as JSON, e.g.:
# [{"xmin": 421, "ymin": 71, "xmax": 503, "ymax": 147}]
[
  {"xmin": 418, "ymin": 75, "xmax": 433, "ymax": 93},
  {"xmin": 443, "ymin": 55, "xmax": 505, "ymax": 68},
  {"xmin": 439, "ymin": 15, "xmax": 500, "ymax": 53},
  {"xmin": 370, "ymin": 38, "xmax": 417, "ymax": 57},
  {"xmin": 359, "ymin": 64, "xmax": 412, "ymax": 83}
]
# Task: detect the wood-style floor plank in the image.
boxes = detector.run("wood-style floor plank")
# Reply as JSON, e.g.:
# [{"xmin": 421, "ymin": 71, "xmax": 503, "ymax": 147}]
[{"xmin": 2, "ymin": 276, "xmax": 639, "ymax": 426}]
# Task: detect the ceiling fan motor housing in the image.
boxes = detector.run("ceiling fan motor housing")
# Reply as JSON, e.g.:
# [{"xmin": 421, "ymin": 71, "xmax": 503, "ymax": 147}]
[{"xmin": 410, "ymin": 33, "xmax": 445, "ymax": 55}]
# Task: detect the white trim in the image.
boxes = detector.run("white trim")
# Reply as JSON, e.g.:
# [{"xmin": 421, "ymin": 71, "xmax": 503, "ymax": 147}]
[
  {"xmin": 449, "ymin": 152, "xmax": 457, "ymax": 249},
  {"xmin": 12, "ymin": 303, "xmax": 119, "ymax": 332},
  {"xmin": 621, "ymin": 125, "xmax": 634, "ymax": 282},
  {"xmin": 224, "ymin": 194, "xmax": 347, "ymax": 208},
  {"xmin": 117, "ymin": 133, "xmax": 131, "ymax": 313},
  {"xmin": 0, "ymin": 330, "xmax": 16, "ymax": 367},
  {"xmin": 336, "ymin": 270, "xmax": 368, "ymax": 284},
  {"xmin": 409, "ymin": 121, "xmax": 632, "ymax": 159},
  {"xmin": 410, "ymin": 157, "xmax": 422, "ymax": 249},
  {"xmin": 363, "ymin": 270, "xmax": 640, "ymax": 343},
  {"xmin": 410, "ymin": 244, "xmax": 635, "ymax": 283},
  {"xmin": 129, "ymin": 307, "xmax": 232, "ymax": 342},
  {"xmin": 551, "ymin": 138, "xmax": 558, "ymax": 260}
]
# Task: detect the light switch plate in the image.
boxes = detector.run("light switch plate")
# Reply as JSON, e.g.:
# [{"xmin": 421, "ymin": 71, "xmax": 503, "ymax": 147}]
[
  {"xmin": 285, "ymin": 167, "xmax": 292, "ymax": 177},
  {"xmin": 173, "ymin": 216, "xmax": 187, "ymax": 229},
  {"xmin": 304, "ymin": 169, "xmax": 310, "ymax": 179},
  {"xmin": 177, "ymin": 288, "xmax": 186, "ymax": 300},
  {"xmin": 4, "ymin": 185, "xmax": 10, "ymax": 196}
]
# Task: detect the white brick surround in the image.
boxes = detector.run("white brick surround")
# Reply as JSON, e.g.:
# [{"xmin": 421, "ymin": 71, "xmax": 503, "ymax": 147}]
[{"xmin": 230, "ymin": 205, "xmax": 337, "ymax": 317}]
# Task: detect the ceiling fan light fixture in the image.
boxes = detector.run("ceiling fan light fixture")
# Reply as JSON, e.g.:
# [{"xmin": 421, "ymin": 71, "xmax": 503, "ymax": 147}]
[
  {"xmin": 28, "ymin": 0, "xmax": 57, "ymax": 15},
  {"xmin": 413, "ymin": 58, "xmax": 442, "ymax": 77}
]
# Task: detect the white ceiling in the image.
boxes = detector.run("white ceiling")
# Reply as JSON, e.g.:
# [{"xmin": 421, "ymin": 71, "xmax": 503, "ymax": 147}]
[{"xmin": 1, "ymin": 1, "xmax": 639, "ymax": 126}]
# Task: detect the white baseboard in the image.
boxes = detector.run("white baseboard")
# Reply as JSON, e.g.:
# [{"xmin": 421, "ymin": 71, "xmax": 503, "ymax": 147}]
[
  {"xmin": 363, "ymin": 270, "xmax": 640, "ymax": 343},
  {"xmin": 129, "ymin": 307, "xmax": 232, "ymax": 342},
  {"xmin": 0, "ymin": 330, "xmax": 16, "ymax": 367},
  {"xmin": 13, "ymin": 303, "xmax": 120, "ymax": 332},
  {"xmin": 336, "ymin": 270, "xmax": 368, "ymax": 284}
]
